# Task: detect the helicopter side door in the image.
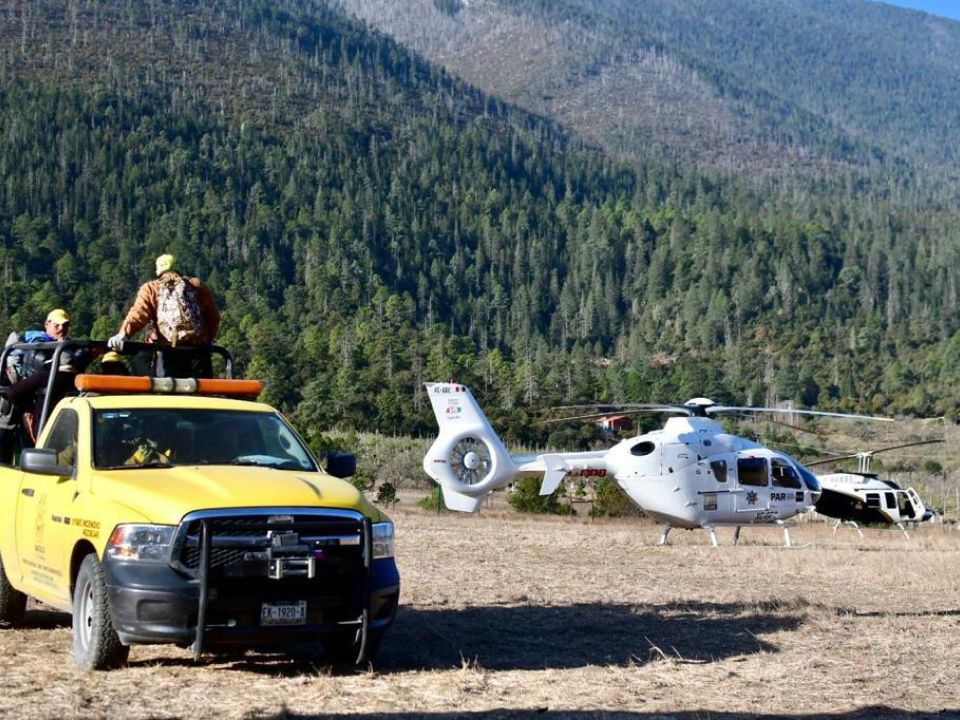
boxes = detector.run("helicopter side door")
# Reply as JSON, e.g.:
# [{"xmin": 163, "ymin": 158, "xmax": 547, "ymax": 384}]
[
  {"xmin": 896, "ymin": 490, "xmax": 918, "ymax": 520},
  {"xmin": 661, "ymin": 441, "xmax": 694, "ymax": 476},
  {"xmin": 733, "ymin": 456, "xmax": 769, "ymax": 513},
  {"xmin": 905, "ymin": 487, "xmax": 926, "ymax": 521},
  {"xmin": 769, "ymin": 456, "xmax": 805, "ymax": 514}
]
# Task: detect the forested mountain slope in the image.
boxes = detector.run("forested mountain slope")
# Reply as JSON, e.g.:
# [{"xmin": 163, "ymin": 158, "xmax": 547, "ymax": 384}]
[
  {"xmin": 336, "ymin": 0, "xmax": 960, "ymax": 183},
  {"xmin": 1, "ymin": 0, "xmax": 959, "ymax": 444}
]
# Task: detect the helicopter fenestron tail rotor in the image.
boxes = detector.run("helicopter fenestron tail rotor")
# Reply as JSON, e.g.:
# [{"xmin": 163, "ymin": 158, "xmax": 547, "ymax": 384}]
[{"xmin": 448, "ymin": 435, "xmax": 494, "ymax": 486}]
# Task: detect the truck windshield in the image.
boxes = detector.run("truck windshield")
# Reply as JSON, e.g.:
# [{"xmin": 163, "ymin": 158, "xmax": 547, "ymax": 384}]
[{"xmin": 92, "ymin": 409, "xmax": 318, "ymax": 471}]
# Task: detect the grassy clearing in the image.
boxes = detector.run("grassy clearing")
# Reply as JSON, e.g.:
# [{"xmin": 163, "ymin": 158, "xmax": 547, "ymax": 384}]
[{"xmin": 1, "ymin": 509, "xmax": 958, "ymax": 719}]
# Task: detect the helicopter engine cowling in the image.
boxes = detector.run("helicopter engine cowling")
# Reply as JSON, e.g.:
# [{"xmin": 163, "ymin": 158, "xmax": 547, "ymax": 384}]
[{"xmin": 423, "ymin": 383, "xmax": 519, "ymax": 512}]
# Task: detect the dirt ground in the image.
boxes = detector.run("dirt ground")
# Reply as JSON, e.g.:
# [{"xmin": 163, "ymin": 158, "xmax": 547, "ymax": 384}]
[{"xmin": 1, "ymin": 508, "xmax": 958, "ymax": 720}]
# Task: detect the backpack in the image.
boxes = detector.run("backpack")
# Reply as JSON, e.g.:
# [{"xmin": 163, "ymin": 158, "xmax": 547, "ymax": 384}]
[
  {"xmin": 156, "ymin": 276, "xmax": 206, "ymax": 346},
  {"xmin": 4, "ymin": 330, "xmax": 55, "ymax": 383},
  {"xmin": 1, "ymin": 330, "xmax": 53, "ymax": 430}
]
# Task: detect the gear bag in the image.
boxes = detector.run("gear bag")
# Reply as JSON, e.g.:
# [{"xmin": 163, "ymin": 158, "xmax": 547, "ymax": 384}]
[
  {"xmin": 156, "ymin": 276, "xmax": 206, "ymax": 346},
  {"xmin": 1, "ymin": 330, "xmax": 53, "ymax": 432},
  {"xmin": 4, "ymin": 330, "xmax": 54, "ymax": 383}
]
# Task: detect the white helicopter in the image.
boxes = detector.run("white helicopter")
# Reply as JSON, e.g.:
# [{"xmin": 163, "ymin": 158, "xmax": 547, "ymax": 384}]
[
  {"xmin": 805, "ymin": 440, "xmax": 940, "ymax": 538},
  {"xmin": 422, "ymin": 382, "xmax": 891, "ymax": 546}
]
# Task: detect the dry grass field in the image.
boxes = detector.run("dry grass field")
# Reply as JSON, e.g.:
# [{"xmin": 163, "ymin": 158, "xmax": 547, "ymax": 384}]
[{"xmin": 1, "ymin": 507, "xmax": 959, "ymax": 720}]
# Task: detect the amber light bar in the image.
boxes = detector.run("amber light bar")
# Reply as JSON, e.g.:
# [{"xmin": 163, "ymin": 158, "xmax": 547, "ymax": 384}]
[{"xmin": 75, "ymin": 374, "xmax": 262, "ymax": 397}]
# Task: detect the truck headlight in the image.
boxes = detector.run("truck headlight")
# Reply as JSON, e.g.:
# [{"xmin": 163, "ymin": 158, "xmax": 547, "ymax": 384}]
[
  {"xmin": 106, "ymin": 524, "xmax": 176, "ymax": 562},
  {"xmin": 371, "ymin": 521, "xmax": 394, "ymax": 559}
]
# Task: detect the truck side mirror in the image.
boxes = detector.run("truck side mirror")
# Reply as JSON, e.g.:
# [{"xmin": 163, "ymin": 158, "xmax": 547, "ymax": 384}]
[
  {"xmin": 21, "ymin": 448, "xmax": 73, "ymax": 477},
  {"xmin": 324, "ymin": 451, "xmax": 356, "ymax": 479}
]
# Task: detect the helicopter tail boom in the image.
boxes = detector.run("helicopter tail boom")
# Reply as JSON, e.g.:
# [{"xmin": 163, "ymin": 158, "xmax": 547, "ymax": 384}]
[{"xmin": 423, "ymin": 383, "xmax": 610, "ymax": 511}]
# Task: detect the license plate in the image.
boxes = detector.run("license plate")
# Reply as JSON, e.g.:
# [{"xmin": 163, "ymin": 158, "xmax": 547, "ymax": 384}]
[{"xmin": 260, "ymin": 601, "xmax": 307, "ymax": 626}]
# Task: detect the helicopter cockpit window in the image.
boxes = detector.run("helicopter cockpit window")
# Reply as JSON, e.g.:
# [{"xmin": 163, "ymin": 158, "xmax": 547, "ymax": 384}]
[
  {"xmin": 898, "ymin": 494, "xmax": 916, "ymax": 518},
  {"xmin": 884, "ymin": 492, "xmax": 896, "ymax": 509},
  {"xmin": 630, "ymin": 441, "xmax": 656, "ymax": 457},
  {"xmin": 785, "ymin": 454, "xmax": 821, "ymax": 492},
  {"xmin": 710, "ymin": 460, "xmax": 727, "ymax": 483},
  {"xmin": 771, "ymin": 457, "xmax": 802, "ymax": 489},
  {"xmin": 737, "ymin": 457, "xmax": 767, "ymax": 486}
]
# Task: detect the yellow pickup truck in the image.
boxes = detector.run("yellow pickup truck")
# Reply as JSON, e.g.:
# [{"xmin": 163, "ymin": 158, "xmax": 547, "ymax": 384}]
[{"xmin": 0, "ymin": 341, "xmax": 399, "ymax": 670}]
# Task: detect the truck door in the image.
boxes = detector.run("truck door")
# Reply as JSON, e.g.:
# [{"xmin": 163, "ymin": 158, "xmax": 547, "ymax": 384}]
[{"xmin": 14, "ymin": 409, "xmax": 78, "ymax": 599}]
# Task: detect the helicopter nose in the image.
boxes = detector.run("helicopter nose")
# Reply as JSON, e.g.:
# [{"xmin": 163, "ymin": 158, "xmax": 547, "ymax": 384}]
[{"xmin": 795, "ymin": 463, "xmax": 822, "ymax": 502}]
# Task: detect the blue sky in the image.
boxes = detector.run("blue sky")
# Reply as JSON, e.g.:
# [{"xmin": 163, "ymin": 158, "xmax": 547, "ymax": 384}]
[{"xmin": 875, "ymin": 1, "xmax": 960, "ymax": 21}]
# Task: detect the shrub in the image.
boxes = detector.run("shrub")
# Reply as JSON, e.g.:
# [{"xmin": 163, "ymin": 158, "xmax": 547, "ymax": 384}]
[
  {"xmin": 418, "ymin": 486, "xmax": 447, "ymax": 513},
  {"xmin": 375, "ymin": 481, "xmax": 397, "ymax": 507},
  {"xmin": 922, "ymin": 459, "xmax": 943, "ymax": 474},
  {"xmin": 589, "ymin": 477, "xmax": 644, "ymax": 518},
  {"xmin": 507, "ymin": 477, "xmax": 574, "ymax": 515},
  {"xmin": 348, "ymin": 469, "xmax": 374, "ymax": 493}
]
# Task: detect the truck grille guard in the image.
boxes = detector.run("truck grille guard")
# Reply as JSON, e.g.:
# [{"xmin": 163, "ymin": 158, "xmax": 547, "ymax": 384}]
[{"xmin": 168, "ymin": 508, "xmax": 373, "ymax": 663}]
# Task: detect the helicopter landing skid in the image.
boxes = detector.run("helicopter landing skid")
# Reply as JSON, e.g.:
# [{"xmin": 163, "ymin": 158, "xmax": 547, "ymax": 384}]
[
  {"xmin": 658, "ymin": 523, "xmax": 801, "ymax": 547},
  {"xmin": 732, "ymin": 522, "xmax": 804, "ymax": 548},
  {"xmin": 832, "ymin": 518, "xmax": 865, "ymax": 539},
  {"xmin": 654, "ymin": 524, "xmax": 719, "ymax": 546}
]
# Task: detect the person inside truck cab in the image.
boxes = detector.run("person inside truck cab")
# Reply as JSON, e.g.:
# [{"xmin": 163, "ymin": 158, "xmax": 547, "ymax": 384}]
[
  {"xmin": 123, "ymin": 413, "xmax": 173, "ymax": 466},
  {"xmin": 94, "ymin": 412, "xmax": 173, "ymax": 468}
]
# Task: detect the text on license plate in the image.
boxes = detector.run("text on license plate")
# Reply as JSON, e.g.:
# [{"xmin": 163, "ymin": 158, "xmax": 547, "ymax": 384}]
[{"xmin": 260, "ymin": 601, "xmax": 307, "ymax": 626}]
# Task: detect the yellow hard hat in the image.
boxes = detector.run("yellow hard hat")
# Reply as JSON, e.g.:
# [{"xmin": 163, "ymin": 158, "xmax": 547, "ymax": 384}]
[
  {"xmin": 102, "ymin": 351, "xmax": 123, "ymax": 363},
  {"xmin": 46, "ymin": 308, "xmax": 70, "ymax": 324},
  {"xmin": 155, "ymin": 253, "xmax": 177, "ymax": 276}
]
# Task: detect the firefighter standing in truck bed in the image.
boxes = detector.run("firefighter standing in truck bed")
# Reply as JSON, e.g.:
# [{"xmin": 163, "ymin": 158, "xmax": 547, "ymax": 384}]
[{"xmin": 108, "ymin": 253, "xmax": 220, "ymax": 378}]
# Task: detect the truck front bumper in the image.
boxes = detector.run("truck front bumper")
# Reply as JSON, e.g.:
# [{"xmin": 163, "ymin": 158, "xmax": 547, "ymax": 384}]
[{"xmin": 103, "ymin": 556, "xmax": 399, "ymax": 647}]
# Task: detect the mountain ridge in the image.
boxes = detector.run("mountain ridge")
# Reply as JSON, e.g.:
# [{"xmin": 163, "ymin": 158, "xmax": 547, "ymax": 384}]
[{"xmin": 335, "ymin": 0, "xmax": 960, "ymax": 183}]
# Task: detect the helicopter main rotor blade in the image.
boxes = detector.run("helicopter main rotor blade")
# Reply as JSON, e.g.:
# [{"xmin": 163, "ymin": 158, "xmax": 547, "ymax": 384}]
[
  {"xmin": 550, "ymin": 403, "xmax": 697, "ymax": 413},
  {"xmin": 804, "ymin": 438, "xmax": 944, "ymax": 468},
  {"xmin": 541, "ymin": 404, "xmax": 698, "ymax": 424},
  {"xmin": 732, "ymin": 413, "xmax": 829, "ymax": 437},
  {"xmin": 538, "ymin": 411, "xmax": 626, "ymax": 425},
  {"xmin": 707, "ymin": 406, "xmax": 894, "ymax": 422}
]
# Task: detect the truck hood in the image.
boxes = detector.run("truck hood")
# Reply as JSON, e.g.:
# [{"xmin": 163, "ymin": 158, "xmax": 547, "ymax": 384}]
[{"xmin": 92, "ymin": 465, "xmax": 383, "ymax": 525}]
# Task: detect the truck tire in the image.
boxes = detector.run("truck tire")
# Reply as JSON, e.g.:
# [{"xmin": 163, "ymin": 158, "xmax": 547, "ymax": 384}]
[
  {"xmin": 0, "ymin": 552, "xmax": 26, "ymax": 625},
  {"xmin": 322, "ymin": 630, "xmax": 382, "ymax": 666},
  {"xmin": 72, "ymin": 554, "xmax": 129, "ymax": 670}
]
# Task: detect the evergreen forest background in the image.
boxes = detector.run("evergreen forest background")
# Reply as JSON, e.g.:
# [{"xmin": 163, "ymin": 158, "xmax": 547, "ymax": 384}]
[{"xmin": 3, "ymin": 0, "xmax": 960, "ymax": 461}]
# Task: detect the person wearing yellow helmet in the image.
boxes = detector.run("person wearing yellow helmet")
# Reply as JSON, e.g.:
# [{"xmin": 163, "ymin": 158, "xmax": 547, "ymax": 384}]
[
  {"xmin": 0, "ymin": 308, "xmax": 89, "ymax": 450},
  {"xmin": 107, "ymin": 253, "xmax": 220, "ymax": 378},
  {"xmin": 43, "ymin": 308, "xmax": 71, "ymax": 341},
  {"xmin": 100, "ymin": 351, "xmax": 128, "ymax": 375}
]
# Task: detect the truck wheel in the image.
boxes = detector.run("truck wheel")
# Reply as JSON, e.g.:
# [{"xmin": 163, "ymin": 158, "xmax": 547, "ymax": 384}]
[
  {"xmin": 322, "ymin": 630, "xmax": 382, "ymax": 666},
  {"xmin": 72, "ymin": 554, "xmax": 129, "ymax": 670},
  {"xmin": 0, "ymin": 552, "xmax": 26, "ymax": 625}
]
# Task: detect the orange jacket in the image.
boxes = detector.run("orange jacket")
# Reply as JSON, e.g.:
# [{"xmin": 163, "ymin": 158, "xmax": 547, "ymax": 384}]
[{"xmin": 120, "ymin": 272, "xmax": 220, "ymax": 343}]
